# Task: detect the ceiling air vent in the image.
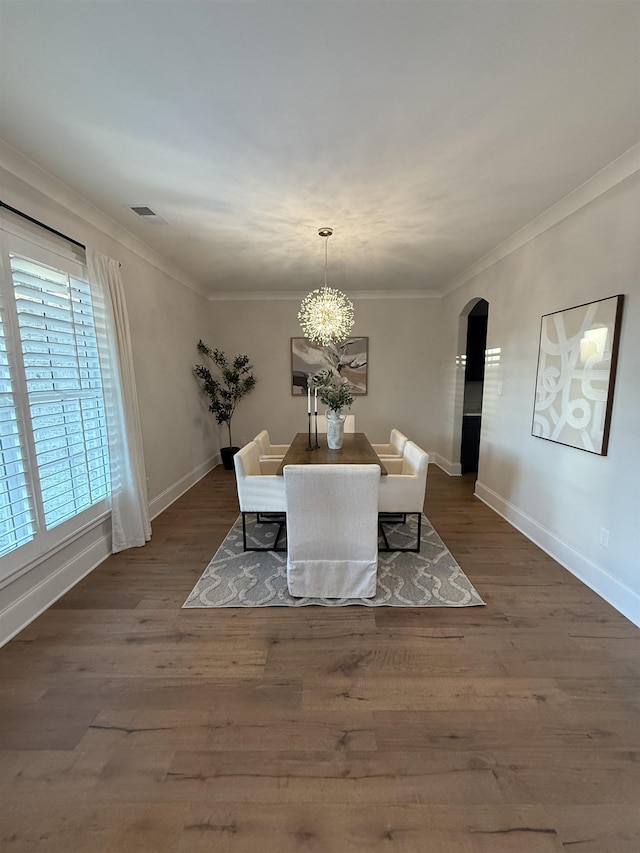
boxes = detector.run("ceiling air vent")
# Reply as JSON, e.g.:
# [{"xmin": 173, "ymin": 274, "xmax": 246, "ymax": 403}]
[{"xmin": 128, "ymin": 205, "xmax": 165, "ymax": 224}]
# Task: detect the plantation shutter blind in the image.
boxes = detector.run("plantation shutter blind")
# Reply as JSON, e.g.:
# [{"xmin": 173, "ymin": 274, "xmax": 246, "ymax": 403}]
[
  {"xmin": 1, "ymin": 210, "xmax": 153, "ymax": 580},
  {"xmin": 0, "ymin": 217, "xmax": 112, "ymax": 580},
  {"xmin": 0, "ymin": 302, "xmax": 34, "ymax": 556},
  {"xmin": 10, "ymin": 253, "xmax": 110, "ymax": 529}
]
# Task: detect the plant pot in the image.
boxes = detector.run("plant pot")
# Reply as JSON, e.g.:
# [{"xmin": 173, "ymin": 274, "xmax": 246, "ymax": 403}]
[{"xmin": 220, "ymin": 446, "xmax": 240, "ymax": 470}]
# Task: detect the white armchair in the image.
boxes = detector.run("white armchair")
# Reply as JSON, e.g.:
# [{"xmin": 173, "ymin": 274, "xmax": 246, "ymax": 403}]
[
  {"xmin": 371, "ymin": 429, "xmax": 409, "ymax": 459},
  {"xmin": 284, "ymin": 464, "xmax": 381, "ymax": 598},
  {"xmin": 316, "ymin": 413, "xmax": 356, "ymax": 433},
  {"xmin": 378, "ymin": 441, "xmax": 429, "ymax": 552},
  {"xmin": 233, "ymin": 441, "xmax": 286, "ymax": 551},
  {"xmin": 253, "ymin": 430, "xmax": 290, "ymax": 461}
]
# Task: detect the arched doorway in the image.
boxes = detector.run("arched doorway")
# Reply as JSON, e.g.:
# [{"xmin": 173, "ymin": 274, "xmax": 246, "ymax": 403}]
[{"xmin": 460, "ymin": 299, "xmax": 488, "ymax": 474}]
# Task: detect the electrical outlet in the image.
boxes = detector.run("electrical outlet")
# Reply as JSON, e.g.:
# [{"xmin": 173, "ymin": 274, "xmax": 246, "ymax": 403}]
[
  {"xmin": 240, "ymin": 435, "xmax": 247, "ymax": 446},
  {"xmin": 599, "ymin": 528, "xmax": 609, "ymax": 548}
]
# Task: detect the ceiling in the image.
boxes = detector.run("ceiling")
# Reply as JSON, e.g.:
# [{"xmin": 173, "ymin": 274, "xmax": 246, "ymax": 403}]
[{"xmin": 0, "ymin": 1, "xmax": 638, "ymax": 298}]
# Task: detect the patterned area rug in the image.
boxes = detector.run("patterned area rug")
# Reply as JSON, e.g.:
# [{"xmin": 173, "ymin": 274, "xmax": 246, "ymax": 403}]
[{"xmin": 183, "ymin": 514, "xmax": 484, "ymax": 608}]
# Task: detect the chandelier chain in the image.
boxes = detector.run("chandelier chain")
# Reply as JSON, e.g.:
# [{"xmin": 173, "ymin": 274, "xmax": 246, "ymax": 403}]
[{"xmin": 324, "ymin": 234, "xmax": 328, "ymax": 289}]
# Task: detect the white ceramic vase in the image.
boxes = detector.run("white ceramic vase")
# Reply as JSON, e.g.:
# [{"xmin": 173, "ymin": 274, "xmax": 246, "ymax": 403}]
[{"xmin": 326, "ymin": 409, "xmax": 347, "ymax": 450}]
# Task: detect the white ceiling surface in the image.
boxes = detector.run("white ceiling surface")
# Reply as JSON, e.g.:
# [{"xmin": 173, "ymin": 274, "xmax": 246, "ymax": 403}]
[{"xmin": 0, "ymin": 1, "xmax": 638, "ymax": 298}]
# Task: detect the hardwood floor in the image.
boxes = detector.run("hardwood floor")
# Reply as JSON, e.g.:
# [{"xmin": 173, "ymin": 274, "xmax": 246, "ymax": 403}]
[{"xmin": 1, "ymin": 465, "xmax": 639, "ymax": 852}]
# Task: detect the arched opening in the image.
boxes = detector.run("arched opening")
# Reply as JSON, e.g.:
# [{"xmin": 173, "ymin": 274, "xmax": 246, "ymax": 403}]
[{"xmin": 460, "ymin": 299, "xmax": 489, "ymax": 474}]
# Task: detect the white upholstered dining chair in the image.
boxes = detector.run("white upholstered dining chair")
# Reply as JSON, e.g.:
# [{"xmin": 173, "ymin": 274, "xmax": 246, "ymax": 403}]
[
  {"xmin": 378, "ymin": 441, "xmax": 429, "ymax": 552},
  {"xmin": 253, "ymin": 430, "xmax": 290, "ymax": 461},
  {"xmin": 233, "ymin": 441, "xmax": 286, "ymax": 551},
  {"xmin": 371, "ymin": 429, "xmax": 409, "ymax": 460},
  {"xmin": 284, "ymin": 464, "xmax": 381, "ymax": 598},
  {"xmin": 316, "ymin": 413, "xmax": 356, "ymax": 434}
]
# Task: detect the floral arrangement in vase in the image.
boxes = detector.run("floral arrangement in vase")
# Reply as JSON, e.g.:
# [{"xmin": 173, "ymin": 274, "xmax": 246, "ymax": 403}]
[{"xmin": 312, "ymin": 369, "xmax": 354, "ymax": 412}]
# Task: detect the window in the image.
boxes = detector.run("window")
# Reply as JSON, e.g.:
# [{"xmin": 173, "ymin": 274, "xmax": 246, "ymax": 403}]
[{"xmin": 0, "ymin": 227, "xmax": 110, "ymax": 579}]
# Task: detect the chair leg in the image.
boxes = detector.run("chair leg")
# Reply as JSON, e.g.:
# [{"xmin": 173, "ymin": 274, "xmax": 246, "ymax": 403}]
[
  {"xmin": 378, "ymin": 512, "xmax": 421, "ymax": 552},
  {"xmin": 242, "ymin": 512, "xmax": 287, "ymax": 552},
  {"xmin": 379, "ymin": 518, "xmax": 391, "ymax": 550}
]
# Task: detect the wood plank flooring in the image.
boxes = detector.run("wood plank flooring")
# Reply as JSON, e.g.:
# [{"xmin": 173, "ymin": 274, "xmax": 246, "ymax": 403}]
[{"xmin": 1, "ymin": 465, "xmax": 639, "ymax": 852}]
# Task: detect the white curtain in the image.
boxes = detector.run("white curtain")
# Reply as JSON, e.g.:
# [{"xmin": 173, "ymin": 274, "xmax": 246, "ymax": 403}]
[{"xmin": 89, "ymin": 250, "xmax": 151, "ymax": 551}]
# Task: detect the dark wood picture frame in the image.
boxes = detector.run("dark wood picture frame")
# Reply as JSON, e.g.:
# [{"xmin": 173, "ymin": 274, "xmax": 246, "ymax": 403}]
[{"xmin": 531, "ymin": 294, "xmax": 624, "ymax": 455}]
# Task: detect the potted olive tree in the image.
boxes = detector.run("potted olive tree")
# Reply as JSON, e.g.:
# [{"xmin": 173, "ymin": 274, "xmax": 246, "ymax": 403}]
[{"xmin": 194, "ymin": 341, "xmax": 257, "ymax": 470}]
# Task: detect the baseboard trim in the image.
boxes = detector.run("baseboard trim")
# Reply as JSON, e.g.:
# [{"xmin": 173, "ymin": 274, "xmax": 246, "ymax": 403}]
[
  {"xmin": 430, "ymin": 452, "xmax": 462, "ymax": 476},
  {"xmin": 0, "ymin": 535, "xmax": 111, "ymax": 647},
  {"xmin": 475, "ymin": 480, "xmax": 640, "ymax": 628},
  {"xmin": 148, "ymin": 454, "xmax": 219, "ymax": 520}
]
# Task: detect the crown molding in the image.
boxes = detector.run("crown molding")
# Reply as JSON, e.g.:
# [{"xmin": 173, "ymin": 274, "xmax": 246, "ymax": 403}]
[
  {"xmin": 0, "ymin": 139, "xmax": 210, "ymax": 300},
  {"xmin": 442, "ymin": 143, "xmax": 640, "ymax": 296},
  {"xmin": 207, "ymin": 288, "xmax": 441, "ymax": 302}
]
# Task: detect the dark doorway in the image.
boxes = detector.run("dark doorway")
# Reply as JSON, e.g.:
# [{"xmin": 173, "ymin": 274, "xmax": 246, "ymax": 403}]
[{"xmin": 460, "ymin": 300, "xmax": 488, "ymax": 474}]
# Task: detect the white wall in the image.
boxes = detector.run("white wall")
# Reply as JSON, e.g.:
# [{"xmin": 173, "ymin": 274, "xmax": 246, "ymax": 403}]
[
  {"xmin": 205, "ymin": 295, "xmax": 443, "ymax": 454},
  {"xmin": 438, "ymin": 168, "xmax": 640, "ymax": 626},
  {"xmin": 0, "ymin": 147, "xmax": 218, "ymax": 644},
  {"xmin": 123, "ymin": 257, "xmax": 219, "ymax": 516}
]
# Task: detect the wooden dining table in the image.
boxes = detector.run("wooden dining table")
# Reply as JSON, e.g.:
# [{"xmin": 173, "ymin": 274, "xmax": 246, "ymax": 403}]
[{"xmin": 276, "ymin": 432, "xmax": 388, "ymax": 476}]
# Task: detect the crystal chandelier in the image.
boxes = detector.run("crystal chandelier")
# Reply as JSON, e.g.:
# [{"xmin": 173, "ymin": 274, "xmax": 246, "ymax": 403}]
[{"xmin": 298, "ymin": 227, "xmax": 354, "ymax": 346}]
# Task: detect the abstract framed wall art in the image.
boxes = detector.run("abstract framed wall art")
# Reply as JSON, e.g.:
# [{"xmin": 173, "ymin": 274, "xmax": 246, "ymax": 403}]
[
  {"xmin": 291, "ymin": 337, "xmax": 368, "ymax": 395},
  {"xmin": 531, "ymin": 294, "xmax": 624, "ymax": 455}
]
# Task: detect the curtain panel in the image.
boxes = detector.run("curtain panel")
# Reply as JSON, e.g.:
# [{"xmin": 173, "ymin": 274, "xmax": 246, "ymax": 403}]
[{"xmin": 89, "ymin": 251, "xmax": 151, "ymax": 552}]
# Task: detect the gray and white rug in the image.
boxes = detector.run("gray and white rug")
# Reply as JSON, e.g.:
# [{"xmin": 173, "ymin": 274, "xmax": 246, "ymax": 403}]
[{"xmin": 183, "ymin": 514, "xmax": 484, "ymax": 608}]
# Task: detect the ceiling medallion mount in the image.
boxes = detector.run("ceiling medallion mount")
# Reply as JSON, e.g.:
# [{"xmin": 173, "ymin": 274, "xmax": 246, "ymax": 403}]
[{"xmin": 298, "ymin": 228, "xmax": 355, "ymax": 347}]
